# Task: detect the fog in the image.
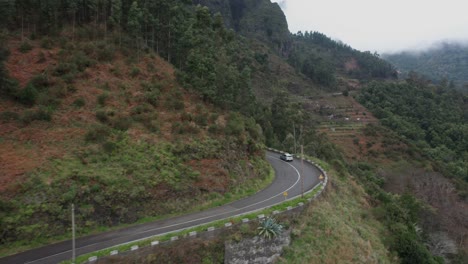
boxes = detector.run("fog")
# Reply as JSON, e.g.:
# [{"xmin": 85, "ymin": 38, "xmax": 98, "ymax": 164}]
[{"xmin": 272, "ymin": 0, "xmax": 468, "ymax": 53}]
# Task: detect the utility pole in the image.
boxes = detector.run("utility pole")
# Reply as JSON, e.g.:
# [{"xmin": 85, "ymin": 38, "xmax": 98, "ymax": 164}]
[
  {"xmin": 72, "ymin": 204, "xmax": 76, "ymax": 264},
  {"xmin": 293, "ymin": 123, "xmax": 297, "ymax": 154},
  {"xmin": 301, "ymin": 144, "xmax": 304, "ymax": 198}
]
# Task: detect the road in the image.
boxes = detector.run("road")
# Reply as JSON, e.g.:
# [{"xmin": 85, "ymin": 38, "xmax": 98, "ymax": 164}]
[{"xmin": 0, "ymin": 150, "xmax": 322, "ymax": 264}]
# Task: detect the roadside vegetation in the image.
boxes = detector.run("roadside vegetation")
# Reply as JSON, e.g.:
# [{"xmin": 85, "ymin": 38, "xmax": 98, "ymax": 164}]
[{"xmin": 1, "ymin": 1, "xmax": 466, "ymax": 263}]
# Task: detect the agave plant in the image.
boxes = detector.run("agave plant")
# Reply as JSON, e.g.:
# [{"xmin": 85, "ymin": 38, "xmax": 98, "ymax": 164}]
[{"xmin": 257, "ymin": 217, "xmax": 283, "ymax": 239}]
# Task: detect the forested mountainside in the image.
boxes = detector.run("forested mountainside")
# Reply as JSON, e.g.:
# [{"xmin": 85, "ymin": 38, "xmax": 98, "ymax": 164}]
[
  {"xmin": 0, "ymin": 0, "xmax": 467, "ymax": 263},
  {"xmin": 358, "ymin": 75, "xmax": 468, "ymax": 190},
  {"xmin": 195, "ymin": 0, "xmax": 397, "ymax": 90},
  {"xmin": 194, "ymin": 0, "xmax": 289, "ymax": 48},
  {"xmin": 384, "ymin": 42, "xmax": 468, "ymax": 89}
]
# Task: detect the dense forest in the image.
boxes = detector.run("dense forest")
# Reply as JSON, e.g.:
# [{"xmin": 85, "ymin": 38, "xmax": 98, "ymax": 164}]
[
  {"xmin": 1, "ymin": 1, "xmax": 467, "ymax": 263},
  {"xmin": 384, "ymin": 42, "xmax": 468, "ymax": 89},
  {"xmin": 288, "ymin": 31, "xmax": 398, "ymax": 87},
  {"xmin": 0, "ymin": 1, "xmax": 267, "ymax": 123},
  {"xmin": 358, "ymin": 74, "xmax": 468, "ymax": 192}
]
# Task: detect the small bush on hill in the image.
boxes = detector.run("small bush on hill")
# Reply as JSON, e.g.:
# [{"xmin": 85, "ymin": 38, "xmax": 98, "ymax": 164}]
[
  {"xmin": 95, "ymin": 110, "xmax": 108, "ymax": 123},
  {"xmin": 31, "ymin": 74, "xmax": 50, "ymax": 91},
  {"xmin": 166, "ymin": 90, "xmax": 184, "ymax": 110},
  {"xmin": 102, "ymin": 141, "xmax": 117, "ymax": 153},
  {"xmin": 194, "ymin": 114, "xmax": 208, "ymax": 127},
  {"xmin": 145, "ymin": 91, "xmax": 159, "ymax": 106},
  {"xmin": 21, "ymin": 108, "xmax": 52, "ymax": 123},
  {"xmin": 112, "ymin": 116, "xmax": 132, "ymax": 131},
  {"xmin": 143, "ymin": 119, "xmax": 159, "ymax": 133},
  {"xmin": 208, "ymin": 124, "xmax": 221, "ymax": 134},
  {"xmin": 40, "ymin": 37, "xmax": 53, "ymax": 49},
  {"xmin": 181, "ymin": 112, "xmax": 193, "ymax": 122},
  {"xmin": 71, "ymin": 51, "xmax": 95, "ymax": 71},
  {"xmin": 19, "ymin": 41, "xmax": 32, "ymax": 53},
  {"xmin": 225, "ymin": 113, "xmax": 244, "ymax": 136},
  {"xmin": 53, "ymin": 62, "xmax": 77, "ymax": 77},
  {"xmin": 85, "ymin": 125, "xmax": 111, "ymax": 143},
  {"xmin": 37, "ymin": 93, "xmax": 60, "ymax": 110},
  {"xmin": 0, "ymin": 111, "xmax": 20, "ymax": 121},
  {"xmin": 172, "ymin": 121, "xmax": 199, "ymax": 134},
  {"xmin": 97, "ymin": 93, "xmax": 108, "ymax": 106},
  {"xmin": 130, "ymin": 66, "xmax": 140, "ymax": 77},
  {"xmin": 96, "ymin": 41, "xmax": 115, "ymax": 61},
  {"xmin": 72, "ymin": 98, "xmax": 86, "ymax": 107},
  {"xmin": 15, "ymin": 83, "xmax": 38, "ymax": 106}
]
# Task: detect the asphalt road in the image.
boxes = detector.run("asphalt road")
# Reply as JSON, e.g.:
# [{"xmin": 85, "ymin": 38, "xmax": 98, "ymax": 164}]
[{"xmin": 0, "ymin": 150, "xmax": 322, "ymax": 264}]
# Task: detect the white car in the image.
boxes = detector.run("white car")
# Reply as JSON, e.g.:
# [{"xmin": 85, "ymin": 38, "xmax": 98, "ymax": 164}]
[{"xmin": 280, "ymin": 153, "xmax": 293, "ymax": 162}]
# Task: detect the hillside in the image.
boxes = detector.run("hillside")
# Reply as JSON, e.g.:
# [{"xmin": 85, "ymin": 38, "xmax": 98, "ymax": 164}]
[
  {"xmin": 1, "ymin": 1, "xmax": 467, "ymax": 263},
  {"xmin": 384, "ymin": 42, "xmax": 468, "ymax": 89},
  {"xmin": 194, "ymin": 0, "xmax": 397, "ymax": 93},
  {"xmin": 0, "ymin": 34, "xmax": 273, "ymax": 255}
]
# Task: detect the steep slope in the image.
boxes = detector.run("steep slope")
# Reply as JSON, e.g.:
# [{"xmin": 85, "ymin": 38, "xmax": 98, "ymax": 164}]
[
  {"xmin": 0, "ymin": 36, "xmax": 270, "ymax": 255},
  {"xmin": 384, "ymin": 42, "xmax": 468, "ymax": 89}
]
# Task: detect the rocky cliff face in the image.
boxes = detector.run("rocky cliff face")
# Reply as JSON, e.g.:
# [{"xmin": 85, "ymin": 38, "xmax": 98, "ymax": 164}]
[{"xmin": 224, "ymin": 230, "xmax": 291, "ymax": 264}]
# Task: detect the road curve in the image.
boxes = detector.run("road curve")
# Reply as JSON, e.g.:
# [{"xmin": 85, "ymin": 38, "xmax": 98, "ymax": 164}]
[{"xmin": 0, "ymin": 150, "xmax": 322, "ymax": 264}]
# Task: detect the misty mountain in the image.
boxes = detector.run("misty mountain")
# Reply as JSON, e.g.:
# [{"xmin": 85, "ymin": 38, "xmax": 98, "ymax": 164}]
[{"xmin": 383, "ymin": 42, "xmax": 468, "ymax": 89}]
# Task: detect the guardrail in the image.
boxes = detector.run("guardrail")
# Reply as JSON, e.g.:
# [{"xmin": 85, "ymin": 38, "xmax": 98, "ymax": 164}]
[{"xmin": 79, "ymin": 148, "xmax": 329, "ymax": 264}]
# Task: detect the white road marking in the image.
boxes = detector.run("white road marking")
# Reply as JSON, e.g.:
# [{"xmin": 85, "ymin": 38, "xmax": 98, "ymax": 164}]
[{"xmin": 26, "ymin": 154, "xmax": 307, "ymax": 263}]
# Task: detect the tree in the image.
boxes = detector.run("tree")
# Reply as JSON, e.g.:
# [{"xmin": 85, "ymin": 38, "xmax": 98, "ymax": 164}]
[{"xmin": 127, "ymin": 1, "xmax": 142, "ymax": 60}]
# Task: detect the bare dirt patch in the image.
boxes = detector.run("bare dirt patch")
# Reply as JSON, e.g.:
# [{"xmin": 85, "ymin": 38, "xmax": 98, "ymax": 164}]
[{"xmin": 188, "ymin": 159, "xmax": 229, "ymax": 193}]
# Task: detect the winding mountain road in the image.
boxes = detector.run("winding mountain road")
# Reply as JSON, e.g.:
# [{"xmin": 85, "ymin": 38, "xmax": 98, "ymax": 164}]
[{"xmin": 0, "ymin": 150, "xmax": 322, "ymax": 264}]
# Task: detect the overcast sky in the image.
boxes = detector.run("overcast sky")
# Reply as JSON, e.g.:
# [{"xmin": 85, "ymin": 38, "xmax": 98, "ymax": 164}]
[{"xmin": 272, "ymin": 0, "xmax": 468, "ymax": 53}]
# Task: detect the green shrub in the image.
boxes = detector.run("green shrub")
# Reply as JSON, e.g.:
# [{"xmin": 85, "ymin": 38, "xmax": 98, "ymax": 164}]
[
  {"xmin": 15, "ymin": 83, "xmax": 38, "ymax": 106},
  {"xmin": 143, "ymin": 119, "xmax": 160, "ymax": 133},
  {"xmin": 141, "ymin": 81, "xmax": 162, "ymax": 92},
  {"xmin": 145, "ymin": 91, "xmax": 159, "ymax": 106},
  {"xmin": 21, "ymin": 109, "xmax": 52, "ymax": 123},
  {"xmin": 37, "ymin": 93, "xmax": 60, "ymax": 110},
  {"xmin": 60, "ymin": 73, "xmax": 75, "ymax": 84},
  {"xmin": 85, "ymin": 125, "xmax": 111, "ymax": 143},
  {"xmin": 0, "ymin": 111, "xmax": 20, "ymax": 121},
  {"xmin": 72, "ymin": 98, "xmax": 86, "ymax": 108},
  {"xmin": 225, "ymin": 114, "xmax": 244, "ymax": 136},
  {"xmin": 131, "ymin": 104, "xmax": 152, "ymax": 116},
  {"xmin": 19, "ymin": 41, "xmax": 33, "ymax": 53},
  {"xmin": 166, "ymin": 91, "xmax": 184, "ymax": 110},
  {"xmin": 40, "ymin": 37, "xmax": 53, "ymax": 49},
  {"xmin": 112, "ymin": 116, "xmax": 132, "ymax": 131},
  {"xmin": 110, "ymin": 66, "xmax": 122, "ymax": 77},
  {"xmin": 71, "ymin": 51, "xmax": 95, "ymax": 71},
  {"xmin": 31, "ymin": 75, "xmax": 50, "ymax": 91},
  {"xmin": 96, "ymin": 42, "xmax": 115, "ymax": 61},
  {"xmin": 37, "ymin": 51, "xmax": 46, "ymax": 63},
  {"xmin": 208, "ymin": 124, "xmax": 221, "ymax": 134},
  {"xmin": 95, "ymin": 110, "xmax": 108, "ymax": 123},
  {"xmin": 181, "ymin": 112, "xmax": 193, "ymax": 122},
  {"xmin": 130, "ymin": 66, "xmax": 140, "ymax": 77},
  {"xmin": 102, "ymin": 141, "xmax": 117, "ymax": 153},
  {"xmin": 53, "ymin": 63, "xmax": 77, "ymax": 76},
  {"xmin": 194, "ymin": 114, "xmax": 208, "ymax": 127},
  {"xmin": 209, "ymin": 113, "xmax": 219, "ymax": 122},
  {"xmin": 97, "ymin": 93, "xmax": 108, "ymax": 106},
  {"xmin": 172, "ymin": 121, "xmax": 199, "ymax": 134}
]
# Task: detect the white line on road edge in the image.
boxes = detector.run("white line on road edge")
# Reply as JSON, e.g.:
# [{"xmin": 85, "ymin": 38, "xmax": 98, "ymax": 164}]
[{"xmin": 33, "ymin": 150, "xmax": 327, "ymax": 264}]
